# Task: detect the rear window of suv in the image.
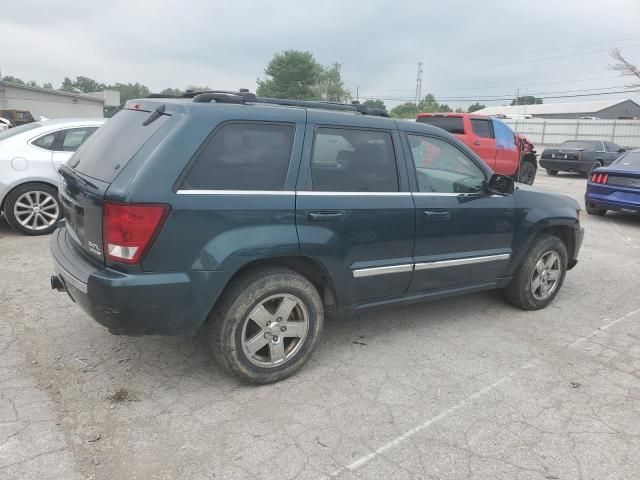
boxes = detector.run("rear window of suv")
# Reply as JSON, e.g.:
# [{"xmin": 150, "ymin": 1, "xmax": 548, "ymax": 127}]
[
  {"xmin": 181, "ymin": 122, "xmax": 295, "ymax": 191},
  {"xmin": 416, "ymin": 116, "xmax": 464, "ymax": 134},
  {"xmin": 70, "ymin": 109, "xmax": 168, "ymax": 182}
]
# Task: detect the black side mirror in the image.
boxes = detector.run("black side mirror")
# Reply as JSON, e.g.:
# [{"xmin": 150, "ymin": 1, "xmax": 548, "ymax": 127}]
[
  {"xmin": 486, "ymin": 173, "xmax": 514, "ymax": 195},
  {"xmin": 618, "ymin": 148, "xmax": 626, "ymax": 153}
]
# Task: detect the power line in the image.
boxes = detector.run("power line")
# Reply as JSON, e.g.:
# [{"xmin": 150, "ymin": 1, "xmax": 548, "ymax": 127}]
[
  {"xmin": 458, "ymin": 36, "xmax": 640, "ymax": 62},
  {"xmin": 359, "ymin": 88, "xmax": 640, "ymax": 103}
]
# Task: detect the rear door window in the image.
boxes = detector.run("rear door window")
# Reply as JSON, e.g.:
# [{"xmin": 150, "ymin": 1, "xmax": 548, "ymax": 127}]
[
  {"xmin": 471, "ymin": 119, "xmax": 494, "ymax": 138},
  {"xmin": 70, "ymin": 109, "xmax": 168, "ymax": 182},
  {"xmin": 181, "ymin": 122, "xmax": 295, "ymax": 190},
  {"xmin": 415, "ymin": 116, "xmax": 465, "ymax": 134},
  {"xmin": 310, "ymin": 127, "xmax": 398, "ymax": 192}
]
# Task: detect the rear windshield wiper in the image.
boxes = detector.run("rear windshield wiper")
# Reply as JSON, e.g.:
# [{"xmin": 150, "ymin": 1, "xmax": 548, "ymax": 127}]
[{"xmin": 142, "ymin": 104, "xmax": 168, "ymax": 126}]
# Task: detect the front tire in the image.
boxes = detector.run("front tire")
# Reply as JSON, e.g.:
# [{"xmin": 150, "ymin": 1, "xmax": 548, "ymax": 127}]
[
  {"xmin": 546, "ymin": 169, "xmax": 558, "ymax": 176},
  {"xmin": 207, "ymin": 267, "xmax": 324, "ymax": 384},
  {"xmin": 518, "ymin": 161, "xmax": 536, "ymax": 185},
  {"xmin": 503, "ymin": 234, "xmax": 568, "ymax": 310},
  {"xmin": 4, "ymin": 183, "xmax": 61, "ymax": 235}
]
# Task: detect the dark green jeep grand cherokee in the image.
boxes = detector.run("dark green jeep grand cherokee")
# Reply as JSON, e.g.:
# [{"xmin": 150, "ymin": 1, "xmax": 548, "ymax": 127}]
[{"xmin": 50, "ymin": 91, "xmax": 584, "ymax": 383}]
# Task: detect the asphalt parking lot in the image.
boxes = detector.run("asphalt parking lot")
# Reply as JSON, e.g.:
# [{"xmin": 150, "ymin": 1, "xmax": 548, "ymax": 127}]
[{"xmin": 1, "ymin": 171, "xmax": 639, "ymax": 480}]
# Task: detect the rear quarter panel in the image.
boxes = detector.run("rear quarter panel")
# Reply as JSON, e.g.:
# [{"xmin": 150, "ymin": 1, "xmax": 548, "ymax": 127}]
[{"xmin": 125, "ymin": 104, "xmax": 307, "ymax": 273}]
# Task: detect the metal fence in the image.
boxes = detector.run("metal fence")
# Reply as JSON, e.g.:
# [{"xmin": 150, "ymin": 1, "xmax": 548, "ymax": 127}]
[{"xmin": 501, "ymin": 118, "xmax": 640, "ymax": 148}]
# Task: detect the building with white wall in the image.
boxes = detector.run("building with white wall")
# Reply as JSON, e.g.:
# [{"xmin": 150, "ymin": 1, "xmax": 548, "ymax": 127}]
[{"xmin": 0, "ymin": 81, "xmax": 120, "ymax": 119}]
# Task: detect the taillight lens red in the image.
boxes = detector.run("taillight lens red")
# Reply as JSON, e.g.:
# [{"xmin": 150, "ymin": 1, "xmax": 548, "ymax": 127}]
[
  {"xmin": 590, "ymin": 173, "xmax": 609, "ymax": 184},
  {"xmin": 103, "ymin": 202, "xmax": 169, "ymax": 264}
]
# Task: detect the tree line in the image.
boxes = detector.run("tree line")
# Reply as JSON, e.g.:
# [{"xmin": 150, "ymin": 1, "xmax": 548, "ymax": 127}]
[{"xmin": 2, "ymin": 49, "xmax": 547, "ymax": 118}]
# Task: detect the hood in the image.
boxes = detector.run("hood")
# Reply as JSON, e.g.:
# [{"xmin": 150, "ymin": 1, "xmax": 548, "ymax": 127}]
[{"xmin": 515, "ymin": 183, "xmax": 581, "ymax": 209}]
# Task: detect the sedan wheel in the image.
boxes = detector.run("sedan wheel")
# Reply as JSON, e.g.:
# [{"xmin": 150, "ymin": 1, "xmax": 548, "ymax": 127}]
[
  {"xmin": 4, "ymin": 183, "xmax": 61, "ymax": 235},
  {"xmin": 13, "ymin": 191, "xmax": 59, "ymax": 232}
]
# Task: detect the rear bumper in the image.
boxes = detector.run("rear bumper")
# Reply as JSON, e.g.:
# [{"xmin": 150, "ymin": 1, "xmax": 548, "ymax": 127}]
[
  {"xmin": 586, "ymin": 190, "xmax": 640, "ymax": 213},
  {"xmin": 539, "ymin": 158, "xmax": 591, "ymax": 173},
  {"xmin": 50, "ymin": 226, "xmax": 231, "ymax": 335}
]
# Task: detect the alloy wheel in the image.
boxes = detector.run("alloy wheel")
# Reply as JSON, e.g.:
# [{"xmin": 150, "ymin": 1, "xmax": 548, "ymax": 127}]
[
  {"xmin": 240, "ymin": 294, "xmax": 309, "ymax": 368},
  {"xmin": 530, "ymin": 251, "xmax": 562, "ymax": 300},
  {"xmin": 13, "ymin": 190, "xmax": 60, "ymax": 231}
]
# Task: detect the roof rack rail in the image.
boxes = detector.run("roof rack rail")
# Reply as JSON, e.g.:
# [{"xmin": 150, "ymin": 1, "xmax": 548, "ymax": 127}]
[{"xmin": 146, "ymin": 89, "xmax": 390, "ymax": 117}]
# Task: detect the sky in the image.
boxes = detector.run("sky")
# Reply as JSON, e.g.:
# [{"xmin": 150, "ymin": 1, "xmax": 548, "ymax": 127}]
[{"xmin": 2, "ymin": 0, "xmax": 640, "ymax": 110}]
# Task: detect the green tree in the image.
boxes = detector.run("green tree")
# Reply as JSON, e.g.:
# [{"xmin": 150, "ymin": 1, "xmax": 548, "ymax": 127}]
[
  {"xmin": 417, "ymin": 93, "xmax": 439, "ymax": 113},
  {"xmin": 257, "ymin": 50, "xmax": 324, "ymax": 100},
  {"xmin": 42, "ymin": 82, "xmax": 53, "ymax": 89},
  {"xmin": 315, "ymin": 63, "xmax": 350, "ymax": 102},
  {"xmin": 510, "ymin": 95, "xmax": 542, "ymax": 106},
  {"xmin": 107, "ymin": 83, "xmax": 150, "ymax": 103},
  {"xmin": 186, "ymin": 85, "xmax": 212, "ymax": 92},
  {"xmin": 2, "ymin": 76, "xmax": 25, "ymax": 84},
  {"xmin": 390, "ymin": 102, "xmax": 419, "ymax": 119},
  {"xmin": 73, "ymin": 76, "xmax": 106, "ymax": 93},
  {"xmin": 160, "ymin": 87, "xmax": 184, "ymax": 96},
  {"xmin": 362, "ymin": 99, "xmax": 387, "ymax": 111},
  {"xmin": 468, "ymin": 102, "xmax": 485, "ymax": 113},
  {"xmin": 60, "ymin": 77, "xmax": 77, "ymax": 92},
  {"xmin": 455, "ymin": 107, "xmax": 465, "ymax": 113}
]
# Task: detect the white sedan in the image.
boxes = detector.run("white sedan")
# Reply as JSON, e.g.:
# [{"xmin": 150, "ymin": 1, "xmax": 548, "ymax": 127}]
[{"xmin": 0, "ymin": 118, "xmax": 105, "ymax": 235}]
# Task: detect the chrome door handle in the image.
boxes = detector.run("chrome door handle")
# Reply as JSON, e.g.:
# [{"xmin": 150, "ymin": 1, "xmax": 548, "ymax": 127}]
[
  {"xmin": 308, "ymin": 211, "xmax": 344, "ymax": 222},
  {"xmin": 424, "ymin": 210, "xmax": 450, "ymax": 219}
]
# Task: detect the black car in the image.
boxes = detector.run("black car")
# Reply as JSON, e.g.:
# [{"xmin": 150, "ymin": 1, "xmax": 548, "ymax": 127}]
[
  {"xmin": 50, "ymin": 90, "xmax": 584, "ymax": 383},
  {"xmin": 540, "ymin": 140, "xmax": 626, "ymax": 176}
]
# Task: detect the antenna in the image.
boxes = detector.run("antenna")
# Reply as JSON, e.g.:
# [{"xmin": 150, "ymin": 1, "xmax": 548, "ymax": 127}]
[{"xmin": 414, "ymin": 62, "xmax": 423, "ymax": 105}]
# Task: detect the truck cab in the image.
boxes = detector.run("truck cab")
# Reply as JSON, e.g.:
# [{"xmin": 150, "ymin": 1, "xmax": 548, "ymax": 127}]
[{"xmin": 416, "ymin": 113, "xmax": 536, "ymax": 184}]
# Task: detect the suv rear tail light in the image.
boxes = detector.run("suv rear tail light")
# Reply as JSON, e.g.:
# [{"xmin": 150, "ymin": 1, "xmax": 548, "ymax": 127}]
[
  {"xmin": 590, "ymin": 173, "xmax": 608, "ymax": 184},
  {"xmin": 103, "ymin": 202, "xmax": 169, "ymax": 264}
]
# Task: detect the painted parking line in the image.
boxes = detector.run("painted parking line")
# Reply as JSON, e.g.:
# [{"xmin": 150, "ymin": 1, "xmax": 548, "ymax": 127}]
[{"xmin": 326, "ymin": 307, "xmax": 640, "ymax": 478}]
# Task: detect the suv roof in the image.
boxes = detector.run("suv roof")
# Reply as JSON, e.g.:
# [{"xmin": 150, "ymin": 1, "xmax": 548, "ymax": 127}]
[{"xmin": 141, "ymin": 89, "xmax": 390, "ymax": 118}]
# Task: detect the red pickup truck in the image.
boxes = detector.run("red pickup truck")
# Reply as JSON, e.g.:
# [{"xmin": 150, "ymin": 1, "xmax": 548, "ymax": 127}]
[{"xmin": 416, "ymin": 113, "xmax": 537, "ymax": 185}]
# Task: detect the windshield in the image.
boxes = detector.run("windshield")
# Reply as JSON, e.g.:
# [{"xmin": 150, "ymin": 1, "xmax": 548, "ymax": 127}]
[
  {"xmin": 560, "ymin": 140, "xmax": 599, "ymax": 150},
  {"xmin": 613, "ymin": 151, "xmax": 640, "ymax": 169},
  {"xmin": 0, "ymin": 122, "xmax": 41, "ymax": 142}
]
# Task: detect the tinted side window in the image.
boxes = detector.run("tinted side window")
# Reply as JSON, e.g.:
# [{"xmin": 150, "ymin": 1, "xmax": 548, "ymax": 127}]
[
  {"xmin": 310, "ymin": 127, "xmax": 398, "ymax": 192},
  {"xmin": 32, "ymin": 132, "xmax": 57, "ymax": 150},
  {"xmin": 59, "ymin": 127, "xmax": 98, "ymax": 152},
  {"xmin": 416, "ymin": 116, "xmax": 465, "ymax": 134},
  {"xmin": 182, "ymin": 122, "xmax": 294, "ymax": 190},
  {"xmin": 606, "ymin": 141, "xmax": 621, "ymax": 152},
  {"xmin": 471, "ymin": 119, "xmax": 494, "ymax": 139},
  {"xmin": 408, "ymin": 134, "xmax": 485, "ymax": 194}
]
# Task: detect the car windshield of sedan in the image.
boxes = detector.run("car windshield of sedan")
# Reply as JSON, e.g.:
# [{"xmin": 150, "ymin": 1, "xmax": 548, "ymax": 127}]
[
  {"xmin": 561, "ymin": 140, "xmax": 599, "ymax": 150},
  {"xmin": 613, "ymin": 151, "xmax": 640, "ymax": 169}
]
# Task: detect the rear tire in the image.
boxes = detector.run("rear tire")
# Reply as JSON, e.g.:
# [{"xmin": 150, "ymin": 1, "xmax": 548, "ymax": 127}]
[
  {"xmin": 4, "ymin": 183, "xmax": 61, "ymax": 235},
  {"xmin": 207, "ymin": 267, "xmax": 324, "ymax": 384},
  {"xmin": 546, "ymin": 169, "xmax": 558, "ymax": 176},
  {"xmin": 586, "ymin": 201, "xmax": 606, "ymax": 216},
  {"xmin": 518, "ymin": 161, "xmax": 537, "ymax": 185},
  {"xmin": 503, "ymin": 234, "xmax": 568, "ymax": 310},
  {"xmin": 588, "ymin": 161, "xmax": 602, "ymax": 176}
]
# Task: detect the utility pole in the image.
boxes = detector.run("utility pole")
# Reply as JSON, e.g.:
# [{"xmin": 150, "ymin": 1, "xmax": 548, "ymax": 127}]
[
  {"xmin": 356, "ymin": 86, "xmax": 359, "ymax": 103},
  {"xmin": 414, "ymin": 62, "xmax": 423, "ymax": 105}
]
